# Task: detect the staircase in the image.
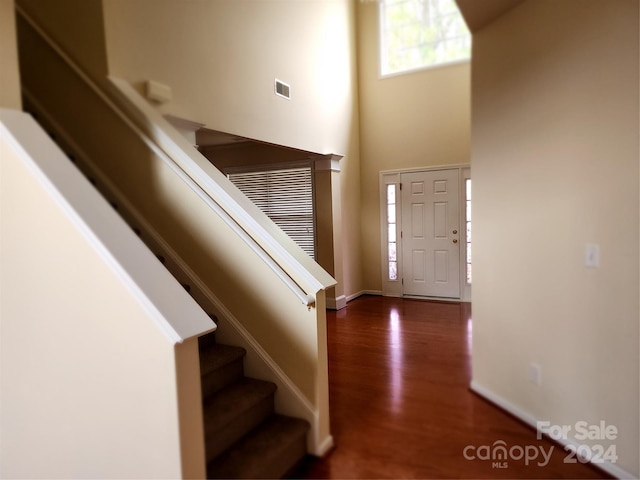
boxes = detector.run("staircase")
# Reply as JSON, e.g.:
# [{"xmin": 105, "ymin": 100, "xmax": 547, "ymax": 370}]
[
  {"xmin": 25, "ymin": 110, "xmax": 310, "ymax": 479},
  {"xmin": 198, "ymin": 332, "xmax": 310, "ymax": 478}
]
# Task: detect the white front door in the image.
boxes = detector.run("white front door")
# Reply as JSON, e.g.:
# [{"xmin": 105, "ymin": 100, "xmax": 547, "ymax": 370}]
[{"xmin": 401, "ymin": 169, "xmax": 460, "ymax": 298}]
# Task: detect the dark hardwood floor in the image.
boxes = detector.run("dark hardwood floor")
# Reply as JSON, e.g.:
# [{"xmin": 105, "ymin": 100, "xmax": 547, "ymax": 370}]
[{"xmin": 294, "ymin": 295, "xmax": 609, "ymax": 479}]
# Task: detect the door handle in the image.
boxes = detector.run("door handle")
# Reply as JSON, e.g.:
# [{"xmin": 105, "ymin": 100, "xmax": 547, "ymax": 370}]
[{"xmin": 453, "ymin": 239, "xmax": 458, "ymax": 244}]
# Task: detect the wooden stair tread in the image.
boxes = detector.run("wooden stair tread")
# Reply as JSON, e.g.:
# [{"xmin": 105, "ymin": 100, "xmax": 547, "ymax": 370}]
[
  {"xmin": 207, "ymin": 415, "xmax": 310, "ymax": 479},
  {"xmin": 199, "ymin": 343, "xmax": 246, "ymax": 377},
  {"xmin": 197, "ymin": 337, "xmax": 310, "ymax": 477},
  {"xmin": 198, "ymin": 330, "xmax": 217, "ymax": 351},
  {"xmin": 203, "ymin": 377, "xmax": 276, "ymax": 434}
]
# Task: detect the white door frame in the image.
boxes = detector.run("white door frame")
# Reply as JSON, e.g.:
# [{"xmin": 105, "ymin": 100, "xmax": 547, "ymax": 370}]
[{"xmin": 379, "ymin": 164, "xmax": 471, "ymax": 302}]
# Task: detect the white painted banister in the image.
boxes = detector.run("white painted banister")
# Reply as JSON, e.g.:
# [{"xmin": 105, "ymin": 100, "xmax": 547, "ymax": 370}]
[
  {"xmin": 15, "ymin": 5, "xmax": 334, "ymax": 308},
  {"xmin": 105, "ymin": 77, "xmax": 334, "ymax": 307},
  {"xmin": 0, "ymin": 109, "xmax": 215, "ymax": 344}
]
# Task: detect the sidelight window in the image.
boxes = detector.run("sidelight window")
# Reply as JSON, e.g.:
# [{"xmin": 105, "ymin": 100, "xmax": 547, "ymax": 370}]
[
  {"xmin": 386, "ymin": 184, "xmax": 399, "ymax": 280},
  {"xmin": 465, "ymin": 178, "xmax": 471, "ymax": 284}
]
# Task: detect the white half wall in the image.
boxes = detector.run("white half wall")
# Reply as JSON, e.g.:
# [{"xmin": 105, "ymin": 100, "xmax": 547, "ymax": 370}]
[
  {"xmin": 0, "ymin": 110, "xmax": 210, "ymax": 478},
  {"xmin": 471, "ymin": 0, "xmax": 639, "ymax": 477}
]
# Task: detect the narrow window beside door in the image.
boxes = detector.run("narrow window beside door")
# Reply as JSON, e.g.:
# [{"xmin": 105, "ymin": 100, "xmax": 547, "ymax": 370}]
[
  {"xmin": 387, "ymin": 184, "xmax": 398, "ymax": 280},
  {"xmin": 465, "ymin": 178, "xmax": 472, "ymax": 284}
]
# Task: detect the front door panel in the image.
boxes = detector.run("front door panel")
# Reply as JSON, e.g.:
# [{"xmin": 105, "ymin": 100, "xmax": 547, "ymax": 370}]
[{"xmin": 401, "ymin": 169, "xmax": 460, "ymax": 298}]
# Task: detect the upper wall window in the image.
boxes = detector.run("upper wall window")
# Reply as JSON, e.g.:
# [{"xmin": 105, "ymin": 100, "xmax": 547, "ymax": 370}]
[{"xmin": 379, "ymin": 0, "xmax": 471, "ymax": 77}]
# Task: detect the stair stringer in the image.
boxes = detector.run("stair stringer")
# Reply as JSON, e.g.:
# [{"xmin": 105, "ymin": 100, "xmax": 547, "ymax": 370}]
[{"xmin": 20, "ymin": 87, "xmax": 334, "ymax": 457}]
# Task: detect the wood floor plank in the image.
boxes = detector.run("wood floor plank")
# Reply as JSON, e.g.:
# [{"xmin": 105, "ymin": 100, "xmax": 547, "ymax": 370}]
[{"xmin": 295, "ymin": 296, "xmax": 609, "ymax": 479}]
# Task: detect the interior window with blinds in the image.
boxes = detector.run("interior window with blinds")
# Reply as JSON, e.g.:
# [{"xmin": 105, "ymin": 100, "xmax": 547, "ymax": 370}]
[{"xmin": 228, "ymin": 167, "xmax": 316, "ymax": 259}]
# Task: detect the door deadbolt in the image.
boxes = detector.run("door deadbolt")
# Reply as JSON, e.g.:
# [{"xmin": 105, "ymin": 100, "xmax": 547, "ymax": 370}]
[{"xmin": 452, "ymin": 229, "xmax": 458, "ymax": 234}]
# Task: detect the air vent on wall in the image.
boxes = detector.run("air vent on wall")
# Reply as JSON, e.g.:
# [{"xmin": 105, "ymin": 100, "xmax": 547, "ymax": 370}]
[{"xmin": 275, "ymin": 79, "xmax": 291, "ymax": 100}]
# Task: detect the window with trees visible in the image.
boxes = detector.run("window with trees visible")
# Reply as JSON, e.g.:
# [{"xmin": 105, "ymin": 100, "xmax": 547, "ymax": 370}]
[{"xmin": 380, "ymin": 0, "xmax": 471, "ymax": 77}]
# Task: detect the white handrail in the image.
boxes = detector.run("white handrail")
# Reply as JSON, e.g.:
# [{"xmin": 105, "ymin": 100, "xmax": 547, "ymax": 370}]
[
  {"xmin": 105, "ymin": 78, "xmax": 324, "ymax": 308},
  {"xmin": 0, "ymin": 109, "xmax": 216, "ymax": 344},
  {"xmin": 16, "ymin": 4, "xmax": 335, "ymax": 308}
]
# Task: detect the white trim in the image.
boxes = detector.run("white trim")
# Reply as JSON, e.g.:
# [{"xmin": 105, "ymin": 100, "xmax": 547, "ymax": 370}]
[
  {"xmin": 315, "ymin": 434, "xmax": 335, "ymax": 457},
  {"xmin": 164, "ymin": 114, "xmax": 204, "ymax": 147},
  {"xmin": 107, "ymin": 77, "xmax": 336, "ymax": 301},
  {"xmin": 222, "ymin": 159, "xmax": 314, "ymax": 176},
  {"xmin": 113, "ymin": 79, "xmax": 321, "ymax": 306},
  {"xmin": 379, "ymin": 58, "xmax": 471, "ymax": 80},
  {"xmin": 470, "ymin": 381, "xmax": 635, "ymax": 479},
  {"xmin": 18, "ymin": 94, "xmax": 330, "ymax": 455},
  {"xmin": 379, "ymin": 165, "xmax": 472, "ymax": 300},
  {"xmin": 460, "ymin": 168, "xmax": 472, "ymax": 302},
  {"xmin": 379, "ymin": 172, "xmax": 403, "ymax": 297},
  {"xmin": 380, "ymin": 163, "xmax": 471, "ymax": 175},
  {"xmin": 163, "ymin": 114, "xmax": 205, "ymax": 132},
  {"xmin": 315, "ymin": 154, "xmax": 342, "ymax": 173},
  {"xmin": 326, "ymin": 295, "xmax": 347, "ymax": 310},
  {"xmin": 403, "ymin": 295, "xmax": 466, "ymax": 303},
  {"xmin": 346, "ymin": 290, "xmax": 383, "ymax": 303},
  {"xmin": 0, "ymin": 109, "xmax": 215, "ymax": 344},
  {"xmin": 15, "ymin": 6, "xmax": 334, "ymax": 307}
]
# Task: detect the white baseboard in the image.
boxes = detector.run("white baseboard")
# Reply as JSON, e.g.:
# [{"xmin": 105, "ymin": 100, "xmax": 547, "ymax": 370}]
[
  {"xmin": 470, "ymin": 381, "xmax": 636, "ymax": 479},
  {"xmin": 403, "ymin": 294, "xmax": 463, "ymax": 303},
  {"xmin": 326, "ymin": 295, "xmax": 347, "ymax": 310},
  {"xmin": 315, "ymin": 434, "xmax": 335, "ymax": 457},
  {"xmin": 346, "ymin": 290, "xmax": 382, "ymax": 303}
]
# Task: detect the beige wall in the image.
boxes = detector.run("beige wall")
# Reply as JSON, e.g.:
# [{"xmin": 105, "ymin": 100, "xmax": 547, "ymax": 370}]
[
  {"xmin": 200, "ymin": 142, "xmax": 347, "ymax": 307},
  {"xmin": 103, "ymin": 0, "xmax": 353, "ymax": 155},
  {"xmin": 356, "ymin": 1, "xmax": 471, "ymax": 293},
  {"xmin": 18, "ymin": 20, "xmax": 319, "ymax": 401},
  {"xmin": 0, "ymin": 113, "xmax": 198, "ymax": 478},
  {"xmin": 18, "ymin": 9, "xmax": 335, "ymax": 448},
  {"xmin": 17, "ymin": 0, "xmax": 108, "ymax": 83},
  {"xmin": 471, "ymin": 0, "xmax": 639, "ymax": 476},
  {"xmin": 102, "ymin": 0, "xmax": 364, "ymax": 300},
  {"xmin": 0, "ymin": 0, "xmax": 21, "ymax": 109}
]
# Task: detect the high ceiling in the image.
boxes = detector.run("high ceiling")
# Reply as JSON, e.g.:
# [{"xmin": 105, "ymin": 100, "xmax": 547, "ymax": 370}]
[
  {"xmin": 187, "ymin": 0, "xmax": 528, "ymax": 149},
  {"xmin": 455, "ymin": 0, "xmax": 526, "ymax": 32}
]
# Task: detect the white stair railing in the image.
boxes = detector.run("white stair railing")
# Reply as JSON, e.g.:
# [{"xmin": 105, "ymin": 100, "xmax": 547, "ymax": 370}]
[{"xmin": 16, "ymin": 3, "xmax": 335, "ymax": 308}]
